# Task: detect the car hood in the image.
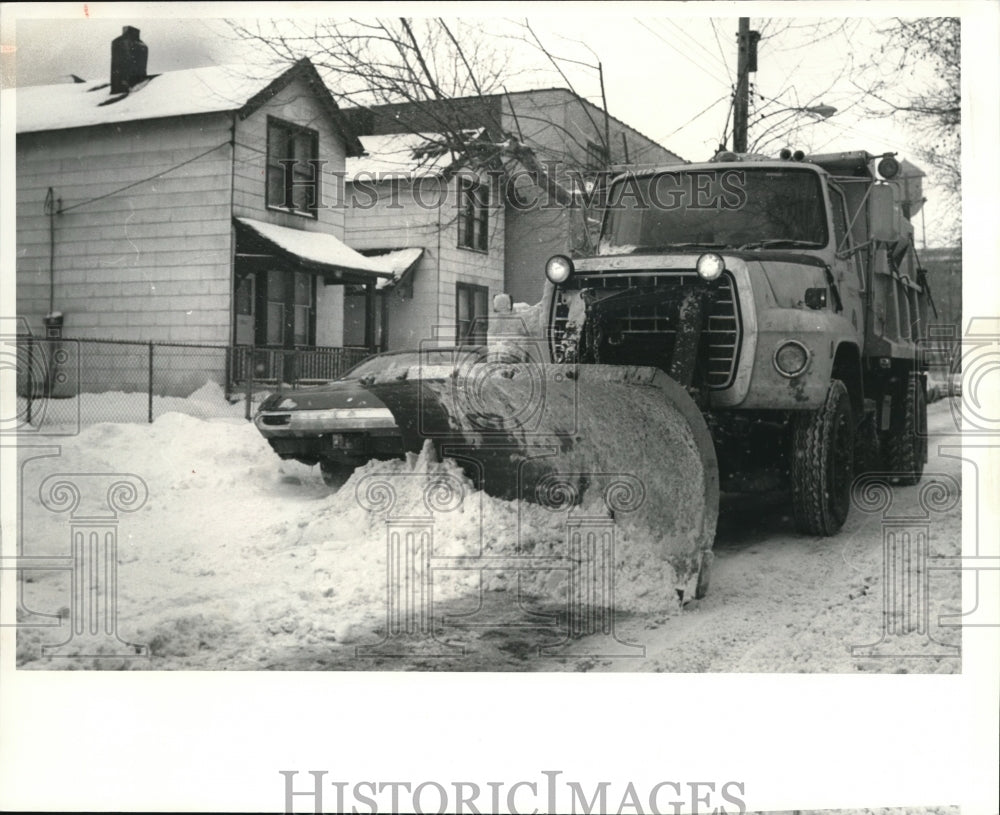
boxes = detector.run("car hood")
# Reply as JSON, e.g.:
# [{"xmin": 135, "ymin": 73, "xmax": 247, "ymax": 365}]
[{"xmin": 259, "ymin": 380, "xmax": 389, "ymax": 412}]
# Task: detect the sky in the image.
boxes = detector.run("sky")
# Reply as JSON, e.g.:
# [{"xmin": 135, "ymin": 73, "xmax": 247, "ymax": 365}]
[{"xmin": 0, "ymin": 3, "xmax": 983, "ymax": 246}]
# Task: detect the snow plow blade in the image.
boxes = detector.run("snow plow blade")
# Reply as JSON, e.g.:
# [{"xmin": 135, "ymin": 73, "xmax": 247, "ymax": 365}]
[{"xmin": 362, "ymin": 363, "xmax": 719, "ymax": 599}]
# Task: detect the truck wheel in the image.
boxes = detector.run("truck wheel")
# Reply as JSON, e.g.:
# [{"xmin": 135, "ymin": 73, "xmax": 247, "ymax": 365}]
[
  {"xmin": 883, "ymin": 374, "xmax": 927, "ymax": 486},
  {"xmin": 854, "ymin": 412, "xmax": 880, "ymax": 476},
  {"xmin": 319, "ymin": 459, "xmax": 355, "ymax": 489},
  {"xmin": 791, "ymin": 379, "xmax": 854, "ymax": 536}
]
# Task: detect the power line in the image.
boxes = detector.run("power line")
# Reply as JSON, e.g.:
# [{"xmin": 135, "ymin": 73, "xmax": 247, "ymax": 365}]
[
  {"xmin": 709, "ymin": 19, "xmax": 734, "ymax": 83},
  {"xmin": 58, "ymin": 142, "xmax": 232, "ymax": 214},
  {"xmin": 657, "ymin": 94, "xmax": 731, "ymax": 142},
  {"xmin": 633, "ymin": 19, "xmax": 731, "ymax": 89},
  {"xmin": 662, "ymin": 18, "xmax": 732, "ymax": 79}
]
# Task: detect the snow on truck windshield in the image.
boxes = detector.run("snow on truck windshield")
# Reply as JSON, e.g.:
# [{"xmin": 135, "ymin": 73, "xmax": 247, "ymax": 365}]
[{"xmin": 600, "ymin": 167, "xmax": 829, "ymax": 253}]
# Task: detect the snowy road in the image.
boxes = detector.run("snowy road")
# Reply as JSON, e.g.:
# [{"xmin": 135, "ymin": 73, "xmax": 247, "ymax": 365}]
[{"xmin": 15, "ymin": 396, "xmax": 962, "ymax": 673}]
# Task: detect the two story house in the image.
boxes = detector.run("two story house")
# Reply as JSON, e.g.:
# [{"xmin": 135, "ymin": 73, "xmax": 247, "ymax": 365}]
[
  {"xmin": 346, "ymin": 89, "xmax": 686, "ymax": 306},
  {"xmin": 15, "ymin": 27, "xmax": 387, "ymax": 392}
]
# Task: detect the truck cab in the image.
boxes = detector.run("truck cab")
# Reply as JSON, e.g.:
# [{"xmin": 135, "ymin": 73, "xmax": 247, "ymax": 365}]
[{"xmin": 497, "ymin": 150, "xmax": 930, "ymax": 536}]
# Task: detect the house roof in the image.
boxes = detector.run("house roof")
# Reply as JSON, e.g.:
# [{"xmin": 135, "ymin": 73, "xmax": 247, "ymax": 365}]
[
  {"xmin": 358, "ymin": 247, "xmax": 425, "ymax": 290},
  {"xmin": 345, "ymin": 130, "xmax": 484, "ymax": 180},
  {"xmin": 14, "ymin": 58, "xmax": 364, "ymax": 155},
  {"xmin": 347, "ymin": 87, "xmax": 685, "ymax": 164},
  {"xmin": 235, "ymin": 218, "xmax": 391, "ymax": 280}
]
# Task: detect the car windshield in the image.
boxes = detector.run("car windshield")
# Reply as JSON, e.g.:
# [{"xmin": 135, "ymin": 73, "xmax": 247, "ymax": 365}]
[
  {"xmin": 341, "ymin": 348, "xmax": 479, "ymax": 380},
  {"xmin": 600, "ymin": 167, "xmax": 828, "ymax": 253}
]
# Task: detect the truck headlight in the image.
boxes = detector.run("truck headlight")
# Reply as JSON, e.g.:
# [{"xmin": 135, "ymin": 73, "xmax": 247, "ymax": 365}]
[
  {"xmin": 773, "ymin": 341, "xmax": 810, "ymax": 377},
  {"xmin": 696, "ymin": 253, "xmax": 724, "ymax": 281},
  {"xmin": 545, "ymin": 255, "xmax": 574, "ymax": 284}
]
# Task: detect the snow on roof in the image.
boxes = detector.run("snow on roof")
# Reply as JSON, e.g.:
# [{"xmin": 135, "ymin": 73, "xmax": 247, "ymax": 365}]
[
  {"xmin": 345, "ymin": 130, "xmax": 483, "ymax": 180},
  {"xmin": 236, "ymin": 218, "xmax": 391, "ymax": 277},
  {"xmin": 373, "ymin": 247, "xmax": 424, "ymax": 275},
  {"xmin": 14, "ymin": 64, "xmax": 285, "ymax": 134},
  {"xmin": 361, "ymin": 247, "xmax": 425, "ymax": 290}
]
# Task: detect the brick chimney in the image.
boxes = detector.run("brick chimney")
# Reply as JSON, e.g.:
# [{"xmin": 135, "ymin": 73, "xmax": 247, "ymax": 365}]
[{"xmin": 110, "ymin": 26, "xmax": 148, "ymax": 94}]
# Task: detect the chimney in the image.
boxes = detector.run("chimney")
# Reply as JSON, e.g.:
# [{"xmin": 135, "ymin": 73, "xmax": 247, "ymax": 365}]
[{"xmin": 110, "ymin": 26, "xmax": 148, "ymax": 94}]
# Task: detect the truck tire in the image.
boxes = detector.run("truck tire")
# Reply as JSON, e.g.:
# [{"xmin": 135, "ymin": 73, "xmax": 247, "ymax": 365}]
[
  {"xmin": 883, "ymin": 374, "xmax": 927, "ymax": 486},
  {"xmin": 854, "ymin": 412, "xmax": 880, "ymax": 475},
  {"xmin": 791, "ymin": 379, "xmax": 854, "ymax": 536}
]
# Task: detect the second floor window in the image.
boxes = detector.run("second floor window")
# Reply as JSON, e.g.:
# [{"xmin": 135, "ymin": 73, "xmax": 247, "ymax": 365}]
[
  {"xmin": 458, "ymin": 180, "xmax": 489, "ymax": 252},
  {"xmin": 267, "ymin": 118, "xmax": 319, "ymax": 217}
]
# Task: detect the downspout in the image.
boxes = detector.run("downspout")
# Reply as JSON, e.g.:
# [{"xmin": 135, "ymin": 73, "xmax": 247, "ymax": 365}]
[
  {"xmin": 436, "ymin": 176, "xmax": 443, "ymax": 333},
  {"xmin": 227, "ymin": 112, "xmax": 238, "ymax": 396},
  {"xmin": 228, "ymin": 113, "xmax": 237, "ymax": 346},
  {"xmin": 43, "ymin": 187, "xmax": 58, "ymax": 316}
]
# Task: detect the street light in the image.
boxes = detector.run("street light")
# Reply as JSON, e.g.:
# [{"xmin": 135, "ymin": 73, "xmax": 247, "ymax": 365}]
[
  {"xmin": 748, "ymin": 103, "xmax": 838, "ymax": 154},
  {"xmin": 757, "ymin": 102, "xmax": 838, "ymax": 121}
]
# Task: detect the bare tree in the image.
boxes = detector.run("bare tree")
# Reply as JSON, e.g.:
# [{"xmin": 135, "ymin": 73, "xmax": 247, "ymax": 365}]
[
  {"xmin": 860, "ymin": 17, "xmax": 960, "ymax": 241},
  {"xmin": 226, "ymin": 16, "xmax": 625, "ymax": 250}
]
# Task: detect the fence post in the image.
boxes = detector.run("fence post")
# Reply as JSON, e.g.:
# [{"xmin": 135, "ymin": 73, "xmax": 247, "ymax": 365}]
[
  {"xmin": 224, "ymin": 345, "xmax": 232, "ymax": 402},
  {"xmin": 245, "ymin": 345, "xmax": 254, "ymax": 422},
  {"xmin": 25, "ymin": 335, "xmax": 34, "ymax": 426},
  {"xmin": 147, "ymin": 341, "xmax": 154, "ymax": 424}
]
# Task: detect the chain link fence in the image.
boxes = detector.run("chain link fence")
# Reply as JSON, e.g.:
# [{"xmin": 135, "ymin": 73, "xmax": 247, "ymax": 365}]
[{"xmin": 14, "ymin": 336, "xmax": 375, "ymax": 430}]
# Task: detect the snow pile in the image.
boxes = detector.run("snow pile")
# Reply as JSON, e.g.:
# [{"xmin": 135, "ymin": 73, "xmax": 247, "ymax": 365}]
[
  {"xmin": 16, "ymin": 412, "xmax": 687, "ymax": 670},
  {"xmin": 19, "ymin": 381, "xmax": 265, "ymax": 429}
]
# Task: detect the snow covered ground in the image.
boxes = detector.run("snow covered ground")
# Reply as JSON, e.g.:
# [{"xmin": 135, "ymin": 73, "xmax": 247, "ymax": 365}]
[{"xmin": 14, "ymin": 392, "xmax": 963, "ymax": 672}]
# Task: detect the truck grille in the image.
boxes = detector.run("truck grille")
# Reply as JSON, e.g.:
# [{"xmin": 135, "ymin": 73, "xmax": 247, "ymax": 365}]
[{"xmin": 553, "ymin": 271, "xmax": 742, "ymax": 389}]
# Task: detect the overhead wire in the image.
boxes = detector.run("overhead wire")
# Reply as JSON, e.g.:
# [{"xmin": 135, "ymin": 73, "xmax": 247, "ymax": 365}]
[{"xmin": 633, "ymin": 19, "xmax": 732, "ymax": 89}]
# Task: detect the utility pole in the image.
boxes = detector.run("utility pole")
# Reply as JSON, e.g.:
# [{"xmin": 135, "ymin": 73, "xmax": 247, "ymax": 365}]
[{"xmin": 732, "ymin": 18, "xmax": 759, "ymax": 153}]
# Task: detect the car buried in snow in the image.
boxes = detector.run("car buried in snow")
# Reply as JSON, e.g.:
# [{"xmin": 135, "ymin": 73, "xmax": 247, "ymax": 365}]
[{"xmin": 254, "ymin": 347, "xmax": 484, "ymax": 486}]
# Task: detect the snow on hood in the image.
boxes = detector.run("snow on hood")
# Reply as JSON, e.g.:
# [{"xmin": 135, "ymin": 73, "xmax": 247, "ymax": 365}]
[{"xmin": 13, "ymin": 64, "xmax": 284, "ymax": 134}]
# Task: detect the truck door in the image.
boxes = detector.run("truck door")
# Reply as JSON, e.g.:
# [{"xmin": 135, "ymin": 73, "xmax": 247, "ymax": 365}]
[{"xmin": 828, "ymin": 184, "xmax": 864, "ymax": 332}]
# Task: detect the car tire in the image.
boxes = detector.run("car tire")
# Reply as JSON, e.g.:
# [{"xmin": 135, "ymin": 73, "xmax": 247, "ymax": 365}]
[
  {"xmin": 320, "ymin": 459, "xmax": 355, "ymax": 489},
  {"xmin": 791, "ymin": 379, "xmax": 854, "ymax": 536},
  {"xmin": 883, "ymin": 372, "xmax": 927, "ymax": 486}
]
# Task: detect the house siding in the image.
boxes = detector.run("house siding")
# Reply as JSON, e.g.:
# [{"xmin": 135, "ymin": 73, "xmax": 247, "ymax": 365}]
[
  {"xmin": 16, "ymin": 112, "xmax": 234, "ymax": 343},
  {"xmin": 344, "ymin": 89, "xmax": 682, "ymax": 307},
  {"xmin": 346, "ymin": 174, "xmax": 504, "ymax": 349},
  {"xmin": 232, "ymin": 76, "xmax": 351, "ymax": 346}
]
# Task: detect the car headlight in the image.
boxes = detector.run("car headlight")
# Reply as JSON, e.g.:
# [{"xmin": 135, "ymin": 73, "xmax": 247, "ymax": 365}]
[
  {"xmin": 773, "ymin": 341, "xmax": 810, "ymax": 377},
  {"xmin": 545, "ymin": 255, "xmax": 574, "ymax": 284},
  {"xmin": 696, "ymin": 252, "xmax": 725, "ymax": 281}
]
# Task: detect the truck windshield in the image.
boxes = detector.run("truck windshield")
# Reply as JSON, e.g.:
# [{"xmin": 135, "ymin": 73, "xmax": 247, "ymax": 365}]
[{"xmin": 600, "ymin": 167, "xmax": 828, "ymax": 252}]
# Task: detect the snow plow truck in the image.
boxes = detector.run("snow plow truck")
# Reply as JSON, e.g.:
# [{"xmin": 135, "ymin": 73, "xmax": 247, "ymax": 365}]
[{"xmin": 359, "ymin": 149, "xmax": 931, "ymax": 600}]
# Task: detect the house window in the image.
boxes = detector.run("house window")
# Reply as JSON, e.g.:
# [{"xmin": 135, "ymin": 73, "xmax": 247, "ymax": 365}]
[
  {"xmin": 267, "ymin": 117, "xmax": 319, "ymax": 217},
  {"xmin": 586, "ymin": 139, "xmax": 609, "ymax": 172},
  {"xmin": 456, "ymin": 282, "xmax": 488, "ymax": 345},
  {"xmin": 265, "ymin": 269, "xmax": 314, "ymax": 346},
  {"xmin": 458, "ymin": 180, "xmax": 489, "ymax": 252}
]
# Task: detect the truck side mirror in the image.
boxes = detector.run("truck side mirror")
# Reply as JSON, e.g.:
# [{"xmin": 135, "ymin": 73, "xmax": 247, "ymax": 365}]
[{"xmin": 870, "ymin": 184, "xmax": 899, "ymax": 242}]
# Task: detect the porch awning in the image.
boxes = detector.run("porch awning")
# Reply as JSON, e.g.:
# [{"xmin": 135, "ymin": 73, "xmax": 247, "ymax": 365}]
[
  {"xmin": 235, "ymin": 218, "xmax": 392, "ymax": 283},
  {"xmin": 358, "ymin": 247, "xmax": 425, "ymax": 290}
]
